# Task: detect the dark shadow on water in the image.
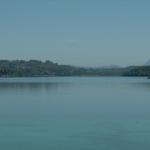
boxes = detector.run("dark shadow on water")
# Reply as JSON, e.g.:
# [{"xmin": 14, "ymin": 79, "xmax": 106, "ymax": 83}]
[{"xmin": 0, "ymin": 82, "xmax": 72, "ymax": 92}]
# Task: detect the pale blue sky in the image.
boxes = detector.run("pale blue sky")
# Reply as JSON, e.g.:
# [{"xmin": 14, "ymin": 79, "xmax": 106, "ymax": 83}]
[{"xmin": 0, "ymin": 0, "xmax": 150, "ymax": 66}]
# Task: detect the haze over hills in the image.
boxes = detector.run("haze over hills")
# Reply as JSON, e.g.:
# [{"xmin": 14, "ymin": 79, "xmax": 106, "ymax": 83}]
[
  {"xmin": 144, "ymin": 60, "xmax": 150, "ymax": 66},
  {"xmin": 97, "ymin": 65, "xmax": 122, "ymax": 69}
]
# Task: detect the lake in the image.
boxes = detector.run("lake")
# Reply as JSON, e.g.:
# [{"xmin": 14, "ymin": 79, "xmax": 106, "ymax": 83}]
[{"xmin": 0, "ymin": 77, "xmax": 150, "ymax": 150}]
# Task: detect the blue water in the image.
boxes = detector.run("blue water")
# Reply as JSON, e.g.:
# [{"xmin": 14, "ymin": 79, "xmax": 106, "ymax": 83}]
[{"xmin": 0, "ymin": 77, "xmax": 150, "ymax": 150}]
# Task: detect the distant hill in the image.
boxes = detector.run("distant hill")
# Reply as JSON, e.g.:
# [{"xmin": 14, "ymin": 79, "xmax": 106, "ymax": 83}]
[
  {"xmin": 98, "ymin": 65, "xmax": 121, "ymax": 69},
  {"xmin": 0, "ymin": 60, "xmax": 130, "ymax": 77},
  {"xmin": 123, "ymin": 60, "xmax": 150, "ymax": 77},
  {"xmin": 123, "ymin": 66, "xmax": 150, "ymax": 76}
]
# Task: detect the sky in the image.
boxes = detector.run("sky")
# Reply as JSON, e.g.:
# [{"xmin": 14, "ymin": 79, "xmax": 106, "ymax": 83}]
[{"xmin": 0, "ymin": 0, "xmax": 150, "ymax": 67}]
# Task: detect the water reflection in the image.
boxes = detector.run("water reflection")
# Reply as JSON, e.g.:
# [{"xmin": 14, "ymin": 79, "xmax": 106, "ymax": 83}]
[
  {"xmin": 129, "ymin": 82, "xmax": 150, "ymax": 91},
  {"xmin": 0, "ymin": 81, "xmax": 71, "ymax": 92}
]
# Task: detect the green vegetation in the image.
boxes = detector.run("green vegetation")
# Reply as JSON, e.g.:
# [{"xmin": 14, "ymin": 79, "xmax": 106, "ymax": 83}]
[
  {"xmin": 0, "ymin": 60, "xmax": 130, "ymax": 77},
  {"xmin": 123, "ymin": 66, "xmax": 150, "ymax": 77},
  {"xmin": 1, "ymin": 60, "xmax": 150, "ymax": 77}
]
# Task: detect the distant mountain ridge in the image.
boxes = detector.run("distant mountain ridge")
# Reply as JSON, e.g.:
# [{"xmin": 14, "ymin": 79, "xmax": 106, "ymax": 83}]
[{"xmin": 98, "ymin": 65, "xmax": 121, "ymax": 69}]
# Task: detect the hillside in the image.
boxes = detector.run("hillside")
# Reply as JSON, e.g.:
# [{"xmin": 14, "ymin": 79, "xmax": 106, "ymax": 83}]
[
  {"xmin": 0, "ymin": 60, "xmax": 129, "ymax": 77},
  {"xmin": 123, "ymin": 66, "xmax": 150, "ymax": 76}
]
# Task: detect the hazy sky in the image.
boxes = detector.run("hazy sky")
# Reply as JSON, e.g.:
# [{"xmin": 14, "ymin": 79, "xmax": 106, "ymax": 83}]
[{"xmin": 0, "ymin": 0, "xmax": 150, "ymax": 66}]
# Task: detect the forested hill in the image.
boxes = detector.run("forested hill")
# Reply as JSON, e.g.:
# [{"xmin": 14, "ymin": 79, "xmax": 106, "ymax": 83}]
[
  {"xmin": 0, "ymin": 60, "xmax": 80, "ymax": 77},
  {"xmin": 0, "ymin": 60, "xmax": 130, "ymax": 77},
  {"xmin": 1, "ymin": 60, "xmax": 149, "ymax": 77},
  {"xmin": 123, "ymin": 66, "xmax": 150, "ymax": 77}
]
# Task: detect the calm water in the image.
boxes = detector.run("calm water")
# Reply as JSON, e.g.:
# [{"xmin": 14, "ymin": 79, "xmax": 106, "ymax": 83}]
[{"xmin": 0, "ymin": 77, "xmax": 150, "ymax": 150}]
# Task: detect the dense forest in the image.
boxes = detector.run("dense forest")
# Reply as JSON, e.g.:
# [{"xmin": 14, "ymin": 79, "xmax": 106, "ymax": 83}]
[
  {"xmin": 0, "ymin": 60, "xmax": 149, "ymax": 77},
  {"xmin": 123, "ymin": 66, "xmax": 150, "ymax": 77}
]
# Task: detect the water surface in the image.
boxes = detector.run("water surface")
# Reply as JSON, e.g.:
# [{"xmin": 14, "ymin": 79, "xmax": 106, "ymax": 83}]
[{"xmin": 0, "ymin": 77, "xmax": 150, "ymax": 150}]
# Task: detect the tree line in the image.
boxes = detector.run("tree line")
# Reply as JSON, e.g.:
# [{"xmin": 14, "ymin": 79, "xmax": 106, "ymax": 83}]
[{"xmin": 0, "ymin": 60, "xmax": 149, "ymax": 77}]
